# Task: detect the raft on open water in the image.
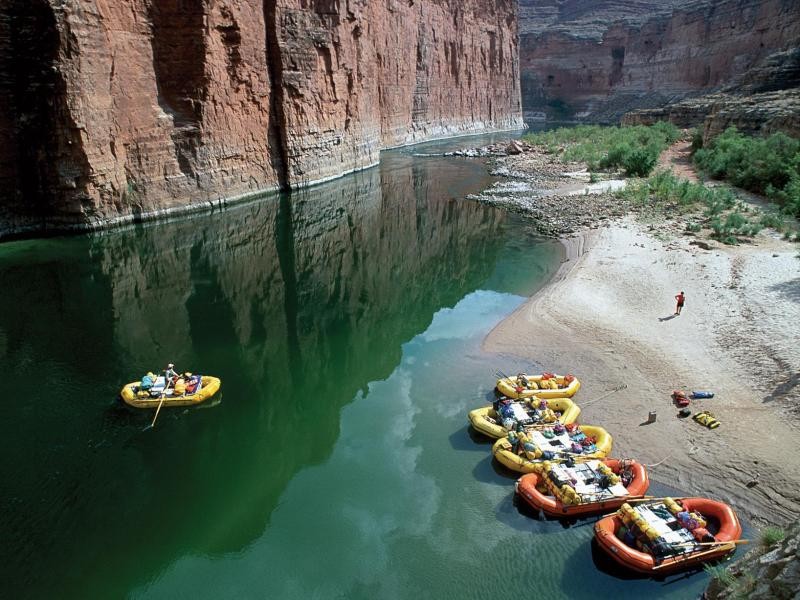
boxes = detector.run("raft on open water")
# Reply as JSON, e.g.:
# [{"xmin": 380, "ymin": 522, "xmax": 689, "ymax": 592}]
[
  {"xmin": 594, "ymin": 497, "xmax": 742, "ymax": 575},
  {"xmin": 515, "ymin": 458, "xmax": 649, "ymax": 517},
  {"xmin": 120, "ymin": 375, "xmax": 221, "ymax": 408}
]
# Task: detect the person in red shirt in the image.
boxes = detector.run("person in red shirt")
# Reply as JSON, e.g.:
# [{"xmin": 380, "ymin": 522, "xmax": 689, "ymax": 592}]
[{"xmin": 675, "ymin": 291, "xmax": 685, "ymax": 315}]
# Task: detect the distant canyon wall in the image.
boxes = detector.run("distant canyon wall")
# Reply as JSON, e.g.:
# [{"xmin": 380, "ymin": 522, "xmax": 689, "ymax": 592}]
[
  {"xmin": 623, "ymin": 48, "xmax": 800, "ymax": 141},
  {"xmin": 0, "ymin": 0, "xmax": 522, "ymax": 238},
  {"xmin": 519, "ymin": 0, "xmax": 800, "ymax": 123}
]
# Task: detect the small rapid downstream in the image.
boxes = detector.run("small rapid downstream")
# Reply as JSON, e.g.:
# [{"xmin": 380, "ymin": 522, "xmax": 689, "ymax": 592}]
[{"xmin": 0, "ymin": 135, "xmax": 711, "ymax": 599}]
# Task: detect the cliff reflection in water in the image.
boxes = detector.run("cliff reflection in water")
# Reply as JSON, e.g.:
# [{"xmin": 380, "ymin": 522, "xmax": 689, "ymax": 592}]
[{"xmin": 0, "ymin": 154, "xmax": 509, "ymax": 598}]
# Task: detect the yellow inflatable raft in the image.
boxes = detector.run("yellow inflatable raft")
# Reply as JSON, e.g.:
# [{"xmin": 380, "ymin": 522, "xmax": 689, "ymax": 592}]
[
  {"xmin": 120, "ymin": 376, "xmax": 221, "ymax": 408},
  {"xmin": 492, "ymin": 424, "xmax": 612, "ymax": 474},
  {"xmin": 468, "ymin": 397, "xmax": 581, "ymax": 439},
  {"xmin": 496, "ymin": 373, "xmax": 580, "ymax": 399}
]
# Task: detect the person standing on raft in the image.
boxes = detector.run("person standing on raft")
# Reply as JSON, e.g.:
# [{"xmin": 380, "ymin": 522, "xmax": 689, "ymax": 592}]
[
  {"xmin": 164, "ymin": 363, "xmax": 179, "ymax": 385},
  {"xmin": 674, "ymin": 291, "xmax": 685, "ymax": 315}
]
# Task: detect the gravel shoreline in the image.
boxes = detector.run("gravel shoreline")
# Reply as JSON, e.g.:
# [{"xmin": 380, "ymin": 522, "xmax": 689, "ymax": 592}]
[{"xmin": 461, "ymin": 140, "xmax": 632, "ymax": 235}]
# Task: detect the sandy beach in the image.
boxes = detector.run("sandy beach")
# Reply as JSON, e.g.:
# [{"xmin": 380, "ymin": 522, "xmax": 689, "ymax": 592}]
[{"xmin": 483, "ymin": 168, "xmax": 800, "ymax": 527}]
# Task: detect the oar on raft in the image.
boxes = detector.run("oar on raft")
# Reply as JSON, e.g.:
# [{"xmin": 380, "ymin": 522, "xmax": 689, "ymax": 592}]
[
  {"xmin": 651, "ymin": 542, "xmax": 743, "ymax": 570},
  {"xmin": 672, "ymin": 539, "xmax": 750, "ymax": 548},
  {"xmin": 626, "ymin": 496, "xmax": 688, "ymax": 504}
]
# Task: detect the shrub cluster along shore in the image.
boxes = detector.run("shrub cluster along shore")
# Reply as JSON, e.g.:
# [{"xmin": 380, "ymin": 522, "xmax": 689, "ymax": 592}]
[
  {"xmin": 472, "ymin": 123, "xmax": 800, "ymax": 595},
  {"xmin": 469, "ymin": 123, "xmax": 800, "ymax": 245}
]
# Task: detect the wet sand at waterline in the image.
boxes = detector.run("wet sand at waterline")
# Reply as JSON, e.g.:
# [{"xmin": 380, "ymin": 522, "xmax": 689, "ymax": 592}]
[{"xmin": 484, "ymin": 216, "xmax": 800, "ymax": 526}]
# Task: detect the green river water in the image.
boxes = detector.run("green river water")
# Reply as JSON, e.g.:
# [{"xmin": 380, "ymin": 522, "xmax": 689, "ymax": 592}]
[{"xmin": 1, "ymin": 136, "xmax": 713, "ymax": 599}]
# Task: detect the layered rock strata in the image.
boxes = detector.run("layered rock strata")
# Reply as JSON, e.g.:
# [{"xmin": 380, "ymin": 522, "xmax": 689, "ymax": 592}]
[
  {"xmin": 0, "ymin": 0, "xmax": 522, "ymax": 239},
  {"xmin": 623, "ymin": 88, "xmax": 800, "ymax": 142},
  {"xmin": 623, "ymin": 47, "xmax": 800, "ymax": 141},
  {"xmin": 518, "ymin": 0, "xmax": 800, "ymax": 123}
]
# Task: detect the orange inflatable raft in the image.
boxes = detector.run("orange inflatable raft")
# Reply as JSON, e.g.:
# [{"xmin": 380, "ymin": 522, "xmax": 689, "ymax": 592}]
[
  {"xmin": 594, "ymin": 497, "xmax": 742, "ymax": 575},
  {"xmin": 515, "ymin": 459, "xmax": 649, "ymax": 518}
]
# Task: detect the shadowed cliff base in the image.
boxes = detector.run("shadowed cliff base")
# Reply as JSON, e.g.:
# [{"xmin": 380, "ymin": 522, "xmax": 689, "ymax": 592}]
[{"xmin": 263, "ymin": 0, "xmax": 290, "ymax": 190}]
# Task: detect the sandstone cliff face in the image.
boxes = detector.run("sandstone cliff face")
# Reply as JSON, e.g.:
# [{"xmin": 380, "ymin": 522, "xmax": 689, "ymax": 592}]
[
  {"xmin": 623, "ymin": 49, "xmax": 800, "ymax": 141},
  {"xmin": 519, "ymin": 0, "xmax": 800, "ymax": 123},
  {"xmin": 0, "ymin": 0, "xmax": 522, "ymax": 239}
]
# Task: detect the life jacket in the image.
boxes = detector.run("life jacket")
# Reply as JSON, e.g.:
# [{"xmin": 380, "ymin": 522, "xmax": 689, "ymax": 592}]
[
  {"xmin": 185, "ymin": 376, "xmax": 200, "ymax": 394},
  {"xmin": 174, "ymin": 378, "xmax": 186, "ymax": 395}
]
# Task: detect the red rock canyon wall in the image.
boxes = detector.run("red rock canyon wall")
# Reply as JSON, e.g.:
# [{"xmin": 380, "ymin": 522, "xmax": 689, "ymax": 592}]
[
  {"xmin": 0, "ymin": 0, "xmax": 522, "ymax": 238},
  {"xmin": 519, "ymin": 0, "xmax": 800, "ymax": 123}
]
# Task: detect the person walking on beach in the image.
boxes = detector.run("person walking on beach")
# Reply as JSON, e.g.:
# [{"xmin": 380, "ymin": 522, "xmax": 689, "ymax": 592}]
[{"xmin": 674, "ymin": 291, "xmax": 685, "ymax": 315}]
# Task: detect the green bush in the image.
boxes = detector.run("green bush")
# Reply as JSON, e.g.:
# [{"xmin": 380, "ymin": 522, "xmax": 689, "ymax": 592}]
[
  {"xmin": 725, "ymin": 212, "xmax": 747, "ymax": 230},
  {"xmin": 704, "ymin": 564, "xmax": 736, "ymax": 588},
  {"xmin": 761, "ymin": 526, "xmax": 786, "ymax": 547},
  {"xmin": 651, "ymin": 121, "xmax": 681, "ymax": 144},
  {"xmin": 744, "ymin": 223, "xmax": 763, "ymax": 237},
  {"xmin": 686, "ymin": 222, "xmax": 702, "ymax": 232},
  {"xmin": 707, "ymin": 209, "xmax": 759, "ymax": 243},
  {"xmin": 623, "ymin": 171, "xmax": 767, "ymax": 241},
  {"xmin": 623, "ymin": 147, "xmax": 659, "ymax": 177},
  {"xmin": 524, "ymin": 122, "xmax": 679, "ymax": 178},
  {"xmin": 771, "ymin": 173, "xmax": 800, "ymax": 217},
  {"xmin": 694, "ymin": 127, "xmax": 800, "ymax": 216},
  {"xmin": 690, "ymin": 128, "xmax": 704, "ymax": 152},
  {"xmin": 759, "ymin": 211, "xmax": 785, "ymax": 231}
]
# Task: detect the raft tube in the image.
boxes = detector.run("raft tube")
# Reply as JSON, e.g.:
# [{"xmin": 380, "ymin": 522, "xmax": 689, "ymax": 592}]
[
  {"xmin": 492, "ymin": 424, "xmax": 612, "ymax": 474},
  {"xmin": 594, "ymin": 497, "xmax": 742, "ymax": 575},
  {"xmin": 496, "ymin": 374, "xmax": 581, "ymax": 400},
  {"xmin": 468, "ymin": 397, "xmax": 581, "ymax": 439},
  {"xmin": 515, "ymin": 458, "xmax": 649, "ymax": 517},
  {"xmin": 120, "ymin": 376, "xmax": 221, "ymax": 408}
]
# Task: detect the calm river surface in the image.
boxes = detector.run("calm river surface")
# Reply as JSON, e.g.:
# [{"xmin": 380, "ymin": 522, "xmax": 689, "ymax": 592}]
[{"xmin": 0, "ymin": 136, "xmax": 710, "ymax": 599}]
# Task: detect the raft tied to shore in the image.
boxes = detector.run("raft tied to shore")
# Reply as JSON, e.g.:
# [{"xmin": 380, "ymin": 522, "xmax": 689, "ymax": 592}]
[
  {"xmin": 492, "ymin": 423, "xmax": 612, "ymax": 474},
  {"xmin": 468, "ymin": 396, "xmax": 581, "ymax": 439},
  {"xmin": 515, "ymin": 458, "xmax": 649, "ymax": 517},
  {"xmin": 495, "ymin": 372, "xmax": 580, "ymax": 400},
  {"xmin": 594, "ymin": 497, "xmax": 742, "ymax": 575}
]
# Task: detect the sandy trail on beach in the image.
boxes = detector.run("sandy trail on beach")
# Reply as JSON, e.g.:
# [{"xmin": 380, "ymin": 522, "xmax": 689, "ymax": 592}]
[{"xmin": 484, "ymin": 218, "xmax": 800, "ymax": 526}]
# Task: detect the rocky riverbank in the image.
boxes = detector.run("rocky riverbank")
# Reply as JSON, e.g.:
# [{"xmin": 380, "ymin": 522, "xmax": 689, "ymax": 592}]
[
  {"xmin": 706, "ymin": 522, "xmax": 800, "ymax": 599},
  {"xmin": 462, "ymin": 140, "xmax": 631, "ymax": 236}
]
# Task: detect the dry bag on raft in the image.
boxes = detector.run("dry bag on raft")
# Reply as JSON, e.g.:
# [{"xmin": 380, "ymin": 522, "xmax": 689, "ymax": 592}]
[{"xmin": 140, "ymin": 373, "xmax": 155, "ymax": 390}]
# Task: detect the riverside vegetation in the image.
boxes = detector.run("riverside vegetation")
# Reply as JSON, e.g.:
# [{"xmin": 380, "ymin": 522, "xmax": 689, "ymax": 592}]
[
  {"xmin": 703, "ymin": 524, "xmax": 796, "ymax": 599},
  {"xmin": 693, "ymin": 127, "xmax": 800, "ymax": 219},
  {"xmin": 523, "ymin": 122, "xmax": 681, "ymax": 177},
  {"xmin": 522, "ymin": 123, "xmax": 800, "ymax": 245}
]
